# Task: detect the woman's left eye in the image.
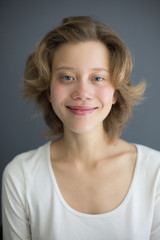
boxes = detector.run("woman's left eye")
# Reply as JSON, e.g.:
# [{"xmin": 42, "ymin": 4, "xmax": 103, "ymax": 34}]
[{"xmin": 93, "ymin": 77, "xmax": 103, "ymax": 82}]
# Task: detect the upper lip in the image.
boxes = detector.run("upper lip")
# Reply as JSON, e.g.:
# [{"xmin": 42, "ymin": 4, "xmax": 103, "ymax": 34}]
[{"xmin": 66, "ymin": 106, "xmax": 97, "ymax": 110}]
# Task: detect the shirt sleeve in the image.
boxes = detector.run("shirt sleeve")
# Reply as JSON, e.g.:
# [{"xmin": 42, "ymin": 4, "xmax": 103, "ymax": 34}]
[
  {"xmin": 2, "ymin": 156, "xmax": 32, "ymax": 240},
  {"xmin": 150, "ymin": 169, "xmax": 160, "ymax": 240}
]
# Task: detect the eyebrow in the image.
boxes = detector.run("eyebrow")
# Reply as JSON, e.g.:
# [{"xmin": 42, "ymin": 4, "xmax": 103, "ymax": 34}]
[
  {"xmin": 54, "ymin": 67, "xmax": 76, "ymax": 72},
  {"xmin": 91, "ymin": 68, "xmax": 109, "ymax": 73},
  {"xmin": 54, "ymin": 67, "xmax": 109, "ymax": 73}
]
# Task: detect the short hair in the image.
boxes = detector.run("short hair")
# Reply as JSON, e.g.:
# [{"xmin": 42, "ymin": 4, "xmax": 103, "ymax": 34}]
[{"xmin": 23, "ymin": 16, "xmax": 146, "ymax": 139}]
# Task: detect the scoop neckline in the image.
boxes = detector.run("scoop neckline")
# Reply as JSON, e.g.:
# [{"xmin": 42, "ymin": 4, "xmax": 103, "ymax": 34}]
[{"xmin": 47, "ymin": 141, "xmax": 141, "ymax": 219}]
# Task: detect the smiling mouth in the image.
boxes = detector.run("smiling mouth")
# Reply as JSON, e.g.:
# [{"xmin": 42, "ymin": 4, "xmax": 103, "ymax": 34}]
[{"xmin": 66, "ymin": 106, "xmax": 98, "ymax": 116}]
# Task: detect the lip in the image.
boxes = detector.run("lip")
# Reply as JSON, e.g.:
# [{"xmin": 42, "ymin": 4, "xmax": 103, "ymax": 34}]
[{"xmin": 66, "ymin": 106, "xmax": 97, "ymax": 116}]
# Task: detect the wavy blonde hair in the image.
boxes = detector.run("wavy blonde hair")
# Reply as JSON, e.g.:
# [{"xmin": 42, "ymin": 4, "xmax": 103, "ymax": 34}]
[{"xmin": 23, "ymin": 16, "xmax": 146, "ymax": 139}]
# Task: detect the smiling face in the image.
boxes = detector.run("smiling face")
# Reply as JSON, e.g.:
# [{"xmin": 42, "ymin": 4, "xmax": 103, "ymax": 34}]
[{"xmin": 50, "ymin": 41, "xmax": 116, "ymax": 134}]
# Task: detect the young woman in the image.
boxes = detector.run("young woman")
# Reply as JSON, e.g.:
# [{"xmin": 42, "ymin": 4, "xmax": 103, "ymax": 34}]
[{"xmin": 2, "ymin": 16, "xmax": 160, "ymax": 240}]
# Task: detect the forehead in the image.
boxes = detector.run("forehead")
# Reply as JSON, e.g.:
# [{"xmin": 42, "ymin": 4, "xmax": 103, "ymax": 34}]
[{"xmin": 52, "ymin": 41, "xmax": 110, "ymax": 70}]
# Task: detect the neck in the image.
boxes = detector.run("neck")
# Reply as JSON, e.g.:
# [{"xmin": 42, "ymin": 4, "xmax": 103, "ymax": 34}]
[{"xmin": 58, "ymin": 125, "xmax": 114, "ymax": 167}]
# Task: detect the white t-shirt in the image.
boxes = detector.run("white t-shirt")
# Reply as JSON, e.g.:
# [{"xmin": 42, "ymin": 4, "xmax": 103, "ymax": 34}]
[{"xmin": 2, "ymin": 141, "xmax": 160, "ymax": 240}]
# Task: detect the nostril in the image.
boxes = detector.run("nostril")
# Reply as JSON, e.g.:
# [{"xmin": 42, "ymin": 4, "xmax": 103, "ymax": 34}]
[{"xmin": 71, "ymin": 93, "xmax": 91, "ymax": 101}]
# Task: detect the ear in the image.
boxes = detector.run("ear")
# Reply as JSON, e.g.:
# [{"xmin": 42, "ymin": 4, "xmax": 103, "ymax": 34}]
[{"xmin": 112, "ymin": 90, "xmax": 117, "ymax": 105}]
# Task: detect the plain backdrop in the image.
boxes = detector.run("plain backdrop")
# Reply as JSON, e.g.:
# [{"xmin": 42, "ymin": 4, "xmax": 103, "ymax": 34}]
[{"xmin": 0, "ymin": 0, "xmax": 160, "ymax": 225}]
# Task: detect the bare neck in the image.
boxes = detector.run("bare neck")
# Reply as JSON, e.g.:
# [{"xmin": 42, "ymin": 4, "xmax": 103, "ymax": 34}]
[{"xmin": 55, "ymin": 126, "xmax": 115, "ymax": 167}]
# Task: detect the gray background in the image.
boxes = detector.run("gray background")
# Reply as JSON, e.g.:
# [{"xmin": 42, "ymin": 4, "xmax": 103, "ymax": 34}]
[{"xmin": 0, "ymin": 0, "xmax": 160, "ymax": 225}]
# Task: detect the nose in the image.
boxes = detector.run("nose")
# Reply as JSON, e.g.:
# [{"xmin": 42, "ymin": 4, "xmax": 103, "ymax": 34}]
[{"xmin": 71, "ymin": 81, "xmax": 93, "ymax": 101}]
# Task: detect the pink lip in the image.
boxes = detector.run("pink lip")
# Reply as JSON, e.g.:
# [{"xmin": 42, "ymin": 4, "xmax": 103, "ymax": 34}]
[{"xmin": 66, "ymin": 106, "xmax": 97, "ymax": 116}]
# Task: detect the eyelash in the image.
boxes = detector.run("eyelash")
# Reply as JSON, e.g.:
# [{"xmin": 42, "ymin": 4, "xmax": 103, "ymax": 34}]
[
  {"xmin": 92, "ymin": 76, "xmax": 103, "ymax": 82},
  {"xmin": 59, "ymin": 74, "xmax": 105, "ymax": 82},
  {"xmin": 61, "ymin": 75, "xmax": 74, "ymax": 81}
]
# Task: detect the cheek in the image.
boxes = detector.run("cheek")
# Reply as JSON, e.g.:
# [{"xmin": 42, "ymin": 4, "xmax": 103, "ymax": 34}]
[
  {"xmin": 50, "ymin": 85, "xmax": 68, "ymax": 103},
  {"xmin": 97, "ymin": 87, "xmax": 115, "ymax": 103}
]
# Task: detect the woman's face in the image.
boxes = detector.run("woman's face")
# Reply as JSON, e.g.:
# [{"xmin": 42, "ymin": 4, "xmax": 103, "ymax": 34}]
[{"xmin": 50, "ymin": 41, "xmax": 116, "ymax": 134}]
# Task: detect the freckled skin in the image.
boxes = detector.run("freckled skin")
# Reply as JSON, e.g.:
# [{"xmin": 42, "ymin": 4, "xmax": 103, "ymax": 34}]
[
  {"xmin": 50, "ymin": 41, "xmax": 116, "ymax": 134},
  {"xmin": 49, "ymin": 41, "xmax": 137, "ymax": 215}
]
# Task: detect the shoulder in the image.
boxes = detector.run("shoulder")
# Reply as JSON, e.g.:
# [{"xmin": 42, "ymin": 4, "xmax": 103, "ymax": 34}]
[
  {"xmin": 2, "ymin": 141, "xmax": 52, "ymax": 213},
  {"xmin": 136, "ymin": 144, "xmax": 160, "ymax": 165},
  {"xmin": 135, "ymin": 144, "xmax": 160, "ymax": 186},
  {"xmin": 3, "ymin": 141, "xmax": 51, "ymax": 184}
]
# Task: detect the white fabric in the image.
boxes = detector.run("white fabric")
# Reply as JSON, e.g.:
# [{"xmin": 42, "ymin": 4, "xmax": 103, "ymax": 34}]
[{"xmin": 2, "ymin": 141, "xmax": 160, "ymax": 240}]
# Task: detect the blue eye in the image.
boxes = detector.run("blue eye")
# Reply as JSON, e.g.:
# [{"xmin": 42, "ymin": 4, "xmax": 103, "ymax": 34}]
[
  {"xmin": 63, "ymin": 75, "xmax": 73, "ymax": 81},
  {"xmin": 93, "ymin": 77, "xmax": 103, "ymax": 82}
]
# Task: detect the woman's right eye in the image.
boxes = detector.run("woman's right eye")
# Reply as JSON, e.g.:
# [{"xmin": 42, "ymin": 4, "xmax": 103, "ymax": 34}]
[{"xmin": 61, "ymin": 75, "xmax": 74, "ymax": 81}]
